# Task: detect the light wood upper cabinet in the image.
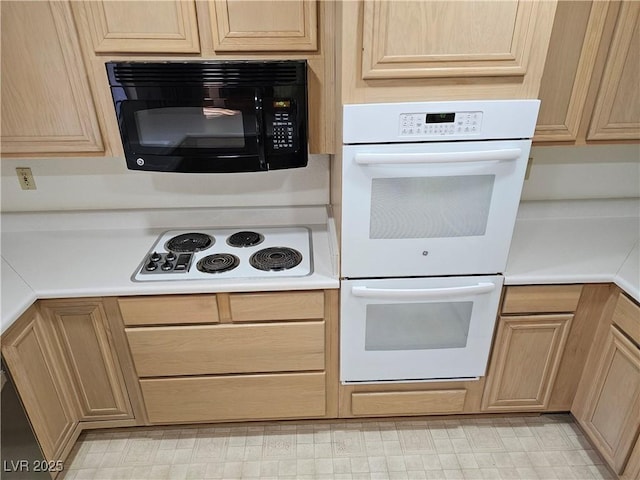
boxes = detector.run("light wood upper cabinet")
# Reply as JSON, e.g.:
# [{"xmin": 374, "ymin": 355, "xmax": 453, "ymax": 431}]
[
  {"xmin": 340, "ymin": 0, "xmax": 557, "ymax": 102},
  {"xmin": 535, "ymin": 1, "xmax": 609, "ymax": 141},
  {"xmin": 587, "ymin": 0, "xmax": 640, "ymax": 141},
  {"xmin": 1, "ymin": 305, "xmax": 78, "ymax": 461},
  {"xmin": 40, "ymin": 299, "xmax": 134, "ymax": 422},
  {"xmin": 536, "ymin": 0, "xmax": 640, "ymax": 143},
  {"xmin": 73, "ymin": 1, "xmax": 200, "ymax": 54},
  {"xmin": 206, "ymin": 0, "xmax": 317, "ymax": 52},
  {"xmin": 0, "ymin": 1, "xmax": 104, "ymax": 155},
  {"xmin": 362, "ymin": 1, "xmax": 534, "ymax": 79}
]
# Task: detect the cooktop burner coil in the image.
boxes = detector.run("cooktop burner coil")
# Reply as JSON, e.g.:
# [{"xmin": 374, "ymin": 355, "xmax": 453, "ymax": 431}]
[
  {"xmin": 226, "ymin": 231, "xmax": 265, "ymax": 248},
  {"xmin": 250, "ymin": 247, "xmax": 303, "ymax": 271},
  {"xmin": 196, "ymin": 253, "xmax": 240, "ymax": 274},
  {"xmin": 165, "ymin": 233, "xmax": 214, "ymax": 253}
]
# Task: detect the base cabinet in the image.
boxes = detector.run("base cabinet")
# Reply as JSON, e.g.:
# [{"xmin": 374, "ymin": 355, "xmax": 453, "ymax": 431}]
[
  {"xmin": 481, "ymin": 285, "xmax": 582, "ymax": 412},
  {"xmin": 1, "ymin": 305, "xmax": 78, "ymax": 462},
  {"xmin": 118, "ymin": 290, "xmax": 338, "ymax": 424},
  {"xmin": 481, "ymin": 314, "xmax": 573, "ymax": 411},
  {"xmin": 573, "ymin": 291, "xmax": 640, "ymax": 475}
]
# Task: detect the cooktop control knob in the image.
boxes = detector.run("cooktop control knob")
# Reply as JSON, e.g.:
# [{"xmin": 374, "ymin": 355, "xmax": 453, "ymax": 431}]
[
  {"xmin": 166, "ymin": 252, "xmax": 177, "ymax": 261},
  {"xmin": 149, "ymin": 252, "xmax": 161, "ymax": 262},
  {"xmin": 145, "ymin": 261, "xmax": 158, "ymax": 271},
  {"xmin": 161, "ymin": 261, "xmax": 173, "ymax": 271}
]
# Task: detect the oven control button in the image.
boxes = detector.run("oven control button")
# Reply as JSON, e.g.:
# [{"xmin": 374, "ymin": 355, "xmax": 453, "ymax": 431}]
[
  {"xmin": 166, "ymin": 251, "xmax": 177, "ymax": 261},
  {"xmin": 145, "ymin": 261, "xmax": 158, "ymax": 271},
  {"xmin": 149, "ymin": 252, "xmax": 162, "ymax": 262},
  {"xmin": 161, "ymin": 261, "xmax": 174, "ymax": 271}
]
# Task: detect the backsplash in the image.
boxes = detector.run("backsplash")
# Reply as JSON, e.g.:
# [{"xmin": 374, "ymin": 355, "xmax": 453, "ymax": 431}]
[
  {"xmin": 1, "ymin": 145, "xmax": 638, "ymax": 212},
  {"xmin": 0, "ymin": 154, "xmax": 330, "ymax": 212},
  {"xmin": 522, "ymin": 144, "xmax": 639, "ymax": 201}
]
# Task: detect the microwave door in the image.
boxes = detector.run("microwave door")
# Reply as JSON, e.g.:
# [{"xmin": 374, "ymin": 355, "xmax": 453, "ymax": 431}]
[{"xmin": 112, "ymin": 86, "xmax": 265, "ymax": 172}]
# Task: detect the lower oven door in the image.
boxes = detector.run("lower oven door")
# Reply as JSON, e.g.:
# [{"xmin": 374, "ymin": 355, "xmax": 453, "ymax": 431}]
[{"xmin": 340, "ymin": 275, "xmax": 503, "ymax": 383}]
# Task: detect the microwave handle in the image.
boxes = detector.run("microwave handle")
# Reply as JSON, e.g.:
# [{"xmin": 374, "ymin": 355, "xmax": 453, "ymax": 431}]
[
  {"xmin": 351, "ymin": 283, "xmax": 496, "ymax": 300},
  {"xmin": 254, "ymin": 90, "xmax": 267, "ymax": 169},
  {"xmin": 354, "ymin": 148, "xmax": 522, "ymax": 165}
]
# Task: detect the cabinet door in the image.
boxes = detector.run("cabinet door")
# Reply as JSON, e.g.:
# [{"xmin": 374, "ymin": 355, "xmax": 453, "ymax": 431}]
[
  {"xmin": 75, "ymin": 0, "xmax": 200, "ymax": 53},
  {"xmin": 361, "ymin": 0, "xmax": 548, "ymax": 79},
  {"xmin": 587, "ymin": 1, "xmax": 640, "ymax": 140},
  {"xmin": 1, "ymin": 306, "xmax": 77, "ymax": 461},
  {"xmin": 0, "ymin": 1, "xmax": 104, "ymax": 155},
  {"xmin": 535, "ymin": 1, "xmax": 609, "ymax": 141},
  {"xmin": 482, "ymin": 314, "xmax": 573, "ymax": 411},
  {"xmin": 579, "ymin": 325, "xmax": 640, "ymax": 474},
  {"xmin": 207, "ymin": 0, "xmax": 317, "ymax": 52},
  {"xmin": 40, "ymin": 299, "xmax": 133, "ymax": 421}
]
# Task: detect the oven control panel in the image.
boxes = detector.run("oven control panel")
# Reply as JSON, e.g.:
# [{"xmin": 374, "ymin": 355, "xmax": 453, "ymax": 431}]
[{"xmin": 399, "ymin": 111, "xmax": 483, "ymax": 137}]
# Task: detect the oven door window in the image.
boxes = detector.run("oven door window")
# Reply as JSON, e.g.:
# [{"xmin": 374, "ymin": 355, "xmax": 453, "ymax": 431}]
[
  {"xmin": 113, "ymin": 87, "xmax": 259, "ymax": 156},
  {"xmin": 365, "ymin": 302, "xmax": 472, "ymax": 350},
  {"xmin": 370, "ymin": 175, "xmax": 495, "ymax": 239}
]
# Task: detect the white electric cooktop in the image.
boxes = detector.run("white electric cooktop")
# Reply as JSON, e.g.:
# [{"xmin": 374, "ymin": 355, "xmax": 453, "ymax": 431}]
[{"xmin": 134, "ymin": 227, "xmax": 312, "ymax": 282}]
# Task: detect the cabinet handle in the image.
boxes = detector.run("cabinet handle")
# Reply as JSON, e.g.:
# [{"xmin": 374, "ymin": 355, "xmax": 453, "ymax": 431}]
[
  {"xmin": 354, "ymin": 149, "xmax": 522, "ymax": 165},
  {"xmin": 351, "ymin": 283, "xmax": 496, "ymax": 300}
]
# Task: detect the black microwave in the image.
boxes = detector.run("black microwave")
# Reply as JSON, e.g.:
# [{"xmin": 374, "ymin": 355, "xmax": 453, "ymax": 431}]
[{"xmin": 106, "ymin": 60, "xmax": 308, "ymax": 173}]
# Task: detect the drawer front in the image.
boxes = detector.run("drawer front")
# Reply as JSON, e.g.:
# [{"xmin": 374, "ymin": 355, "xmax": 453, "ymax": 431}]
[
  {"xmin": 126, "ymin": 322, "xmax": 325, "ymax": 376},
  {"xmin": 502, "ymin": 285, "xmax": 583, "ymax": 314},
  {"xmin": 351, "ymin": 389, "xmax": 467, "ymax": 417},
  {"xmin": 613, "ymin": 293, "xmax": 640, "ymax": 345},
  {"xmin": 229, "ymin": 291, "xmax": 324, "ymax": 321},
  {"xmin": 140, "ymin": 372, "xmax": 326, "ymax": 423},
  {"xmin": 118, "ymin": 295, "xmax": 219, "ymax": 326}
]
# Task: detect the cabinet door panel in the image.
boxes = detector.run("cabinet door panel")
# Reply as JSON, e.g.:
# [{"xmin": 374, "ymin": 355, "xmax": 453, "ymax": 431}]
[
  {"xmin": 209, "ymin": 0, "xmax": 317, "ymax": 51},
  {"xmin": 41, "ymin": 300, "xmax": 133, "ymax": 421},
  {"xmin": 1, "ymin": 307, "xmax": 77, "ymax": 460},
  {"xmin": 362, "ymin": 0, "xmax": 541, "ymax": 79},
  {"xmin": 482, "ymin": 314, "xmax": 573, "ymax": 411},
  {"xmin": 581, "ymin": 325, "xmax": 640, "ymax": 473},
  {"xmin": 78, "ymin": 0, "xmax": 200, "ymax": 53},
  {"xmin": 588, "ymin": 2, "xmax": 640, "ymax": 140},
  {"xmin": 535, "ymin": 1, "xmax": 609, "ymax": 141},
  {"xmin": 1, "ymin": 1, "xmax": 103, "ymax": 154}
]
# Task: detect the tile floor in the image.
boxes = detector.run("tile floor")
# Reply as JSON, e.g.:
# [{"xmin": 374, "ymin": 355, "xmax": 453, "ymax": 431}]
[{"xmin": 61, "ymin": 414, "xmax": 615, "ymax": 480}]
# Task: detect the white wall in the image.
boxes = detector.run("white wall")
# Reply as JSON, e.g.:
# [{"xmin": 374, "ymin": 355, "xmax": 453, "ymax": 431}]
[
  {"xmin": 522, "ymin": 144, "xmax": 640, "ymax": 201},
  {"xmin": 0, "ymin": 154, "xmax": 330, "ymax": 212},
  {"xmin": 1, "ymin": 144, "xmax": 638, "ymax": 212}
]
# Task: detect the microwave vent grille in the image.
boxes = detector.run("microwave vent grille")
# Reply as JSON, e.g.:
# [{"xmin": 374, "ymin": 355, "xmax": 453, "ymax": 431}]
[{"xmin": 108, "ymin": 61, "xmax": 305, "ymax": 86}]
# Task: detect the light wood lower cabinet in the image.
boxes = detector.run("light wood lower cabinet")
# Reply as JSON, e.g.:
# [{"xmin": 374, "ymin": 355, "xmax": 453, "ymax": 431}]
[
  {"xmin": 141, "ymin": 373, "xmax": 326, "ymax": 424},
  {"xmin": 573, "ymin": 291, "xmax": 640, "ymax": 475},
  {"xmin": 481, "ymin": 314, "xmax": 573, "ymax": 411},
  {"xmin": 40, "ymin": 299, "xmax": 134, "ymax": 422},
  {"xmin": 339, "ymin": 379, "xmax": 486, "ymax": 418},
  {"xmin": 1, "ymin": 305, "xmax": 78, "ymax": 462},
  {"xmin": 118, "ymin": 290, "xmax": 339, "ymax": 424}
]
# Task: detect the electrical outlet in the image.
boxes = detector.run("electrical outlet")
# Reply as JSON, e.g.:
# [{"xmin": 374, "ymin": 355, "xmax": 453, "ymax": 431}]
[{"xmin": 16, "ymin": 167, "xmax": 36, "ymax": 190}]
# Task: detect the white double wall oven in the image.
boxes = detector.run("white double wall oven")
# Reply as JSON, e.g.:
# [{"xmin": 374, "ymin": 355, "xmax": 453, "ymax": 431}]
[{"xmin": 340, "ymin": 100, "xmax": 540, "ymax": 384}]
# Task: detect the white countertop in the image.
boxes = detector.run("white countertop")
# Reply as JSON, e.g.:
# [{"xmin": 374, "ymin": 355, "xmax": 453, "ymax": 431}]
[
  {"xmin": 506, "ymin": 198, "xmax": 639, "ymax": 302},
  {"xmin": 1, "ymin": 206, "xmax": 339, "ymax": 334},
  {"xmin": 2, "ymin": 199, "xmax": 638, "ymax": 334}
]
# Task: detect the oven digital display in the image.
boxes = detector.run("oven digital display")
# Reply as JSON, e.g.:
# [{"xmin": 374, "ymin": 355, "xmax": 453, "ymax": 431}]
[{"xmin": 426, "ymin": 113, "xmax": 455, "ymax": 123}]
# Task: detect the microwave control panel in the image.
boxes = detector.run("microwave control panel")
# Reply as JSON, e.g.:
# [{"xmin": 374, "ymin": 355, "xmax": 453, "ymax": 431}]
[
  {"xmin": 268, "ymin": 100, "xmax": 297, "ymax": 152},
  {"xmin": 399, "ymin": 111, "xmax": 483, "ymax": 137}
]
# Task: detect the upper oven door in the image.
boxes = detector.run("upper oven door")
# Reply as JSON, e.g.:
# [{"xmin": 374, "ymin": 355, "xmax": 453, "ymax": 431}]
[
  {"xmin": 111, "ymin": 85, "xmax": 264, "ymax": 172},
  {"xmin": 341, "ymin": 139, "xmax": 531, "ymax": 278}
]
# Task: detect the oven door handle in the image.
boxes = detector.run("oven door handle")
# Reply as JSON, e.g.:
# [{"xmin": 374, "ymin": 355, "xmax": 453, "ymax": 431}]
[
  {"xmin": 354, "ymin": 149, "xmax": 522, "ymax": 165},
  {"xmin": 351, "ymin": 283, "xmax": 496, "ymax": 300}
]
